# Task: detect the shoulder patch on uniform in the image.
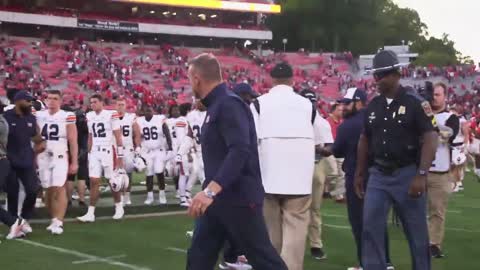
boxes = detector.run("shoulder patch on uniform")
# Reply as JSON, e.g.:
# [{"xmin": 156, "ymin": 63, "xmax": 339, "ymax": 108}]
[{"xmin": 421, "ymin": 101, "xmax": 434, "ymax": 117}]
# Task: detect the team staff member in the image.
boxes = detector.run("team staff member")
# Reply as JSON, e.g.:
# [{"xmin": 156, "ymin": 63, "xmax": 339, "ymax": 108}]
[
  {"xmin": 428, "ymin": 83, "xmax": 459, "ymax": 258},
  {"xmin": 355, "ymin": 50, "xmax": 438, "ymax": 270},
  {"xmin": 4, "ymin": 91, "xmax": 46, "ymax": 235},
  {"xmin": 251, "ymin": 63, "xmax": 326, "ymax": 270},
  {"xmin": 320, "ymin": 88, "xmax": 394, "ymax": 270},
  {"xmin": 300, "ymin": 89, "xmax": 333, "ymax": 261},
  {"xmin": 67, "ymin": 107, "xmax": 89, "ymax": 207},
  {"xmin": 186, "ymin": 53, "xmax": 287, "ymax": 270},
  {"xmin": 326, "ymin": 103, "xmax": 345, "ymax": 201},
  {"xmin": 0, "ymin": 101, "xmax": 25, "ymax": 240}
]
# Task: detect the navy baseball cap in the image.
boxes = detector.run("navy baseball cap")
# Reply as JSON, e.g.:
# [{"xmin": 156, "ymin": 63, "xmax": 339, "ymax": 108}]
[
  {"xmin": 13, "ymin": 90, "xmax": 34, "ymax": 102},
  {"xmin": 233, "ymin": 83, "xmax": 258, "ymax": 97},
  {"xmin": 338, "ymin": 88, "xmax": 367, "ymax": 103},
  {"xmin": 270, "ymin": 62, "xmax": 293, "ymax": 79}
]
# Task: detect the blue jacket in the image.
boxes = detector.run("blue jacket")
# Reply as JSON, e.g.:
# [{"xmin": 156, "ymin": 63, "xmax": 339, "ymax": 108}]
[
  {"xmin": 331, "ymin": 109, "xmax": 366, "ymax": 180},
  {"xmin": 201, "ymin": 83, "xmax": 264, "ymax": 206}
]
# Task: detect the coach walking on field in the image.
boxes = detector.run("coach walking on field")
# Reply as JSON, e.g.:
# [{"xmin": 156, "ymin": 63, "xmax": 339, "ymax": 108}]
[
  {"xmin": 251, "ymin": 62, "xmax": 328, "ymax": 270},
  {"xmin": 186, "ymin": 53, "xmax": 287, "ymax": 270}
]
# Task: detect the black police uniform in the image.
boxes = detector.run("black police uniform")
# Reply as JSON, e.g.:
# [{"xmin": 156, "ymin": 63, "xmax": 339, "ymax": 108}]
[{"xmin": 361, "ymin": 85, "xmax": 434, "ymax": 270}]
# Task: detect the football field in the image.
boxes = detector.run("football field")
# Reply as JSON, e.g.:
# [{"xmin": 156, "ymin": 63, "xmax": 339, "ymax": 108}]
[{"xmin": 1, "ymin": 173, "xmax": 479, "ymax": 270}]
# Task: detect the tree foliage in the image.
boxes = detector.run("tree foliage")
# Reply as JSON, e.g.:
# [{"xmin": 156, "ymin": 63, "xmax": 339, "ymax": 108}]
[{"xmin": 268, "ymin": 0, "xmax": 468, "ymax": 66}]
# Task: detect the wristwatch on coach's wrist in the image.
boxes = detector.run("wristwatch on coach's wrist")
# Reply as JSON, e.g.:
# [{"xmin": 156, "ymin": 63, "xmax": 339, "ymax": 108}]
[
  {"xmin": 417, "ymin": 170, "xmax": 428, "ymax": 176},
  {"xmin": 203, "ymin": 187, "xmax": 216, "ymax": 199}
]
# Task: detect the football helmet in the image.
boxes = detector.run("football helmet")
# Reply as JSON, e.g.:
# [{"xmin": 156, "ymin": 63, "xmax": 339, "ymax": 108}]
[
  {"xmin": 133, "ymin": 154, "xmax": 147, "ymax": 172},
  {"xmin": 110, "ymin": 169, "xmax": 129, "ymax": 192}
]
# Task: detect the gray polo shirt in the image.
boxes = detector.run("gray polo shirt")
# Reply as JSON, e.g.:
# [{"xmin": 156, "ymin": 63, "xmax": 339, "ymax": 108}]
[{"xmin": 0, "ymin": 115, "xmax": 8, "ymax": 156}]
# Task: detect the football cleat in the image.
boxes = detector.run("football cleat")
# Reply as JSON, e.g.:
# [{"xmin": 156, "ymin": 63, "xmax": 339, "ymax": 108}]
[
  {"xmin": 50, "ymin": 225, "xmax": 64, "ymax": 235},
  {"xmin": 113, "ymin": 207, "xmax": 125, "ymax": 220},
  {"xmin": 144, "ymin": 197, "xmax": 154, "ymax": 205},
  {"xmin": 21, "ymin": 220, "xmax": 33, "ymax": 234},
  {"xmin": 77, "ymin": 213, "xmax": 95, "ymax": 223},
  {"xmin": 6, "ymin": 219, "xmax": 25, "ymax": 240}
]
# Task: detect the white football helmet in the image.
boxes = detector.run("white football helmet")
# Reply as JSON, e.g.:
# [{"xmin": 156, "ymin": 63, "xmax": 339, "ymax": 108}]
[
  {"xmin": 451, "ymin": 146, "xmax": 467, "ymax": 166},
  {"xmin": 133, "ymin": 154, "xmax": 147, "ymax": 172},
  {"xmin": 110, "ymin": 169, "xmax": 129, "ymax": 192}
]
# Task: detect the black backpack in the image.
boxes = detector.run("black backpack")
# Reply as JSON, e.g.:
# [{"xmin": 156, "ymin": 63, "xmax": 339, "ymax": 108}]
[{"xmin": 252, "ymin": 99, "xmax": 317, "ymax": 125}]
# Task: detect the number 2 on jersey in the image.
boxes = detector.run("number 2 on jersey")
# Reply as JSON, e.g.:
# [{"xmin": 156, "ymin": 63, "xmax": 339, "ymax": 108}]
[
  {"xmin": 41, "ymin": 124, "xmax": 60, "ymax": 141},
  {"xmin": 92, "ymin": 123, "xmax": 107, "ymax": 138}
]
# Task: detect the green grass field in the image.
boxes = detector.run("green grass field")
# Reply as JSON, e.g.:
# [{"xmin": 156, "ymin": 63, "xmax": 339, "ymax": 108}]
[{"xmin": 1, "ymin": 173, "xmax": 480, "ymax": 270}]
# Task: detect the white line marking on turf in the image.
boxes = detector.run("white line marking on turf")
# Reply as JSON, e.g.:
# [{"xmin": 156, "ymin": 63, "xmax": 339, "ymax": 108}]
[
  {"xmin": 15, "ymin": 239, "xmax": 151, "ymax": 270},
  {"xmin": 165, "ymin": 247, "xmax": 188, "ymax": 254},
  {"xmin": 73, "ymin": 254, "xmax": 127, "ymax": 264},
  {"xmin": 29, "ymin": 210, "xmax": 188, "ymax": 224}
]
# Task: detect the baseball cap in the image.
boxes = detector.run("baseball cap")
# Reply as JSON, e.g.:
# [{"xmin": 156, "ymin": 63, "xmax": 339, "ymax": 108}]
[
  {"xmin": 270, "ymin": 62, "xmax": 293, "ymax": 79},
  {"xmin": 338, "ymin": 88, "xmax": 367, "ymax": 104},
  {"xmin": 371, "ymin": 50, "xmax": 406, "ymax": 74},
  {"xmin": 233, "ymin": 83, "xmax": 258, "ymax": 97},
  {"xmin": 299, "ymin": 89, "xmax": 317, "ymax": 103},
  {"xmin": 13, "ymin": 90, "xmax": 34, "ymax": 102}
]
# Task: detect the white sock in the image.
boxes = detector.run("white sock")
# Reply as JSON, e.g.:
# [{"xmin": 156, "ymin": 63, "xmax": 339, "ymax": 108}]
[
  {"xmin": 87, "ymin": 206, "xmax": 95, "ymax": 216},
  {"xmin": 186, "ymin": 174, "xmax": 198, "ymax": 192},
  {"xmin": 147, "ymin": 191, "xmax": 154, "ymax": 199},
  {"xmin": 159, "ymin": 190, "xmax": 166, "ymax": 197},
  {"xmin": 115, "ymin": 202, "xmax": 123, "ymax": 209},
  {"xmin": 179, "ymin": 175, "xmax": 188, "ymax": 197}
]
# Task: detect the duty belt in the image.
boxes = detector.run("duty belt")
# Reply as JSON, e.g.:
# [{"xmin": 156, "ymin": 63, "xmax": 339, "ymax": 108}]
[{"xmin": 374, "ymin": 159, "xmax": 414, "ymax": 175}]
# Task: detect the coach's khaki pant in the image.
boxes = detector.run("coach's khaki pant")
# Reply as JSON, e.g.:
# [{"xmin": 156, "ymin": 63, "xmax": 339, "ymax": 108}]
[
  {"xmin": 264, "ymin": 194, "xmax": 311, "ymax": 270},
  {"xmin": 326, "ymin": 156, "xmax": 345, "ymax": 198},
  {"xmin": 427, "ymin": 172, "xmax": 453, "ymax": 246},
  {"xmin": 308, "ymin": 159, "xmax": 332, "ymax": 249}
]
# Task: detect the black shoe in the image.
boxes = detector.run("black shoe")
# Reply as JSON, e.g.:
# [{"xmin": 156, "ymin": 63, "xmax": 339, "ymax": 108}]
[
  {"xmin": 387, "ymin": 263, "xmax": 395, "ymax": 270},
  {"xmin": 430, "ymin": 245, "xmax": 445, "ymax": 258},
  {"xmin": 311, "ymin": 247, "xmax": 327, "ymax": 260}
]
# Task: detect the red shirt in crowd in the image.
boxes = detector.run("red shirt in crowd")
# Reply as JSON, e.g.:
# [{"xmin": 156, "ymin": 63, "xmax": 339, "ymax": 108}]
[{"xmin": 327, "ymin": 115, "xmax": 343, "ymax": 140}]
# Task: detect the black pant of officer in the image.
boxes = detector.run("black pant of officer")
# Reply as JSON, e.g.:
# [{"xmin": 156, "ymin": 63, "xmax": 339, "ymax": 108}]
[
  {"xmin": 0, "ymin": 158, "xmax": 17, "ymax": 227},
  {"xmin": 6, "ymin": 165, "xmax": 39, "ymax": 220}
]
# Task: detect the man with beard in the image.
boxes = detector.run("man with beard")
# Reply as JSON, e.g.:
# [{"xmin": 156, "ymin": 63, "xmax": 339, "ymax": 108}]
[
  {"xmin": 355, "ymin": 50, "xmax": 438, "ymax": 270},
  {"xmin": 4, "ymin": 91, "xmax": 46, "ymax": 235},
  {"xmin": 319, "ymin": 88, "xmax": 394, "ymax": 270}
]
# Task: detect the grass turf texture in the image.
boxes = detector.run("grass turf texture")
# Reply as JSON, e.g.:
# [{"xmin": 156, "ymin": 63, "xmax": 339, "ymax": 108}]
[{"xmin": 1, "ymin": 173, "xmax": 479, "ymax": 270}]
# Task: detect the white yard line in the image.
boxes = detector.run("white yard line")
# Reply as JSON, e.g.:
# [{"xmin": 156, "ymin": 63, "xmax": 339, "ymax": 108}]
[
  {"xmin": 73, "ymin": 254, "xmax": 127, "ymax": 264},
  {"xmin": 165, "ymin": 247, "xmax": 188, "ymax": 254},
  {"xmin": 12, "ymin": 238, "xmax": 151, "ymax": 270},
  {"xmin": 29, "ymin": 210, "xmax": 188, "ymax": 224}
]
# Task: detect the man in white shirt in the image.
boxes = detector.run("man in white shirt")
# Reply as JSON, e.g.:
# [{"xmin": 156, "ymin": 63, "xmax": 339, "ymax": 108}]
[
  {"xmin": 299, "ymin": 90, "xmax": 334, "ymax": 261},
  {"xmin": 251, "ymin": 63, "xmax": 329, "ymax": 270}
]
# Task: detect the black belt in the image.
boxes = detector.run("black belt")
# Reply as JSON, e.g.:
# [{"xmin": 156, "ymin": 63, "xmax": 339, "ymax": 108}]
[
  {"xmin": 451, "ymin": 142, "xmax": 464, "ymax": 147},
  {"xmin": 374, "ymin": 159, "xmax": 414, "ymax": 175},
  {"xmin": 429, "ymin": 171, "xmax": 450, "ymax": 175}
]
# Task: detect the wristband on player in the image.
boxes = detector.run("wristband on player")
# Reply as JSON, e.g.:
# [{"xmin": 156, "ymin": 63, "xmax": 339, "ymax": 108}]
[{"xmin": 117, "ymin": 146, "xmax": 125, "ymax": 158}]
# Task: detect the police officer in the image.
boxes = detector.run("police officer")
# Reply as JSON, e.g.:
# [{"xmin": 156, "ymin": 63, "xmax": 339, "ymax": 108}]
[
  {"xmin": 3, "ymin": 91, "xmax": 45, "ymax": 235},
  {"xmin": 354, "ymin": 51, "xmax": 438, "ymax": 270}
]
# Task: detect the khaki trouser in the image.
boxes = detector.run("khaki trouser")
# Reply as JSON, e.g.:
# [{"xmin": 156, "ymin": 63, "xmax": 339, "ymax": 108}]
[
  {"xmin": 326, "ymin": 156, "xmax": 345, "ymax": 198},
  {"xmin": 264, "ymin": 194, "xmax": 311, "ymax": 270},
  {"xmin": 308, "ymin": 159, "xmax": 331, "ymax": 249},
  {"xmin": 427, "ymin": 172, "xmax": 453, "ymax": 246}
]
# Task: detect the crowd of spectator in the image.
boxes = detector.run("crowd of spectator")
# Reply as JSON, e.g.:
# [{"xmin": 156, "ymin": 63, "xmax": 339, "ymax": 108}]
[{"xmin": 0, "ymin": 36, "xmax": 479, "ymax": 119}]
